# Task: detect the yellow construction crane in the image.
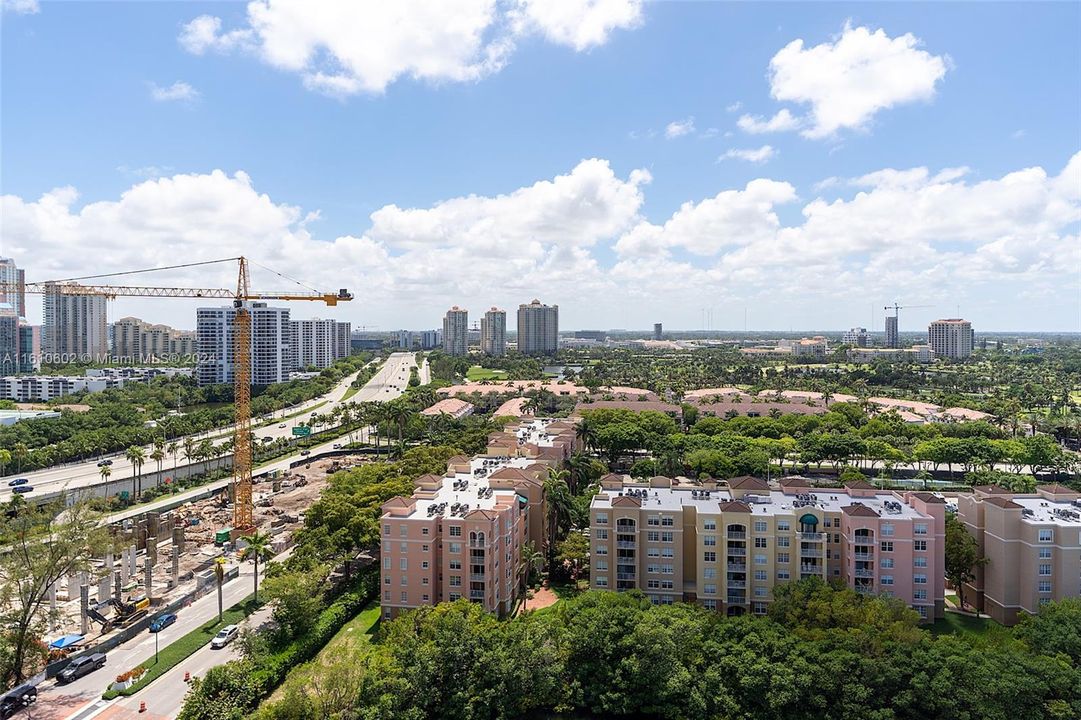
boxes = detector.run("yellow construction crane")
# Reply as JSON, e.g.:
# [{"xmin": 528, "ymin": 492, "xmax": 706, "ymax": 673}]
[{"xmin": 10, "ymin": 257, "xmax": 352, "ymax": 528}]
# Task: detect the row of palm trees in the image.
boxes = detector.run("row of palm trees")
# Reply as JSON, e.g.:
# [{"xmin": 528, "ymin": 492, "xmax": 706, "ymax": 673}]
[{"xmin": 104, "ymin": 436, "xmax": 236, "ymax": 503}]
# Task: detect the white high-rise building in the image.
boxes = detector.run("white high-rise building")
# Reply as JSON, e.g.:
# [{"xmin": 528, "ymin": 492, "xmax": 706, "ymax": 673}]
[
  {"xmin": 481, "ymin": 307, "xmax": 506, "ymax": 357},
  {"xmin": 43, "ymin": 283, "xmax": 109, "ymax": 361},
  {"xmin": 443, "ymin": 307, "xmax": 469, "ymax": 356},
  {"xmin": 0, "ymin": 258, "xmax": 26, "ymax": 320},
  {"xmin": 928, "ymin": 319, "xmax": 974, "ymax": 359},
  {"xmin": 842, "ymin": 327, "xmax": 870, "ymax": 347},
  {"xmin": 517, "ymin": 299, "xmax": 558, "ymax": 355},
  {"xmin": 196, "ymin": 303, "xmax": 291, "ymax": 386},
  {"xmin": 291, "ymin": 318, "xmax": 352, "ymax": 370}
]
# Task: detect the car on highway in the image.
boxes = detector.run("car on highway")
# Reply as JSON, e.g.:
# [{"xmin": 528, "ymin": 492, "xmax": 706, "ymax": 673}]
[
  {"xmin": 57, "ymin": 653, "xmax": 106, "ymax": 683},
  {"xmin": 300, "ymin": 450, "xmax": 310, "ymax": 456},
  {"xmin": 7, "ymin": 478, "xmax": 28, "ymax": 487},
  {"xmin": 210, "ymin": 624, "xmax": 239, "ymax": 649},
  {"xmin": 149, "ymin": 613, "xmax": 178, "ymax": 633},
  {"xmin": 0, "ymin": 683, "xmax": 36, "ymax": 718},
  {"xmin": 11, "ymin": 487, "xmax": 32, "ymax": 495},
  {"xmin": 96, "ymin": 459, "xmax": 114, "ymax": 467},
  {"xmin": 278, "ymin": 423, "xmax": 287, "ymax": 428}
]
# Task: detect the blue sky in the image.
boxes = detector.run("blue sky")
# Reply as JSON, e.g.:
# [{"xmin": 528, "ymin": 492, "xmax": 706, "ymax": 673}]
[{"xmin": 2, "ymin": 1, "xmax": 1079, "ymax": 333}]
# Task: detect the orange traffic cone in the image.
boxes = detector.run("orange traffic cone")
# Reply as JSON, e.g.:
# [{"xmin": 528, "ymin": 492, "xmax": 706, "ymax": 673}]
[{"xmin": 138, "ymin": 701, "xmax": 147, "ymax": 713}]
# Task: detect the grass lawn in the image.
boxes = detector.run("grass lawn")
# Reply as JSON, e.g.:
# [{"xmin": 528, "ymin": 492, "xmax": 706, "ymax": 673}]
[
  {"xmin": 267, "ymin": 601, "xmax": 381, "ymax": 703},
  {"xmin": 341, "ymin": 384, "xmax": 361, "ymax": 401},
  {"xmin": 929, "ymin": 611, "xmax": 1010, "ymax": 641},
  {"xmin": 466, "ymin": 366, "xmax": 507, "ymax": 381}
]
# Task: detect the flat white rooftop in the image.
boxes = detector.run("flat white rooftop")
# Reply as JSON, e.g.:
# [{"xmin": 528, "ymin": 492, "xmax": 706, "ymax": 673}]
[
  {"xmin": 410, "ymin": 456, "xmax": 536, "ymax": 519},
  {"xmin": 1012, "ymin": 496, "xmax": 1081, "ymax": 527}
]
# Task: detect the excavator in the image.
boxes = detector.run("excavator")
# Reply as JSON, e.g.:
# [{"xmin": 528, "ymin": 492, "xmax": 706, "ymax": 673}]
[{"xmin": 86, "ymin": 595, "xmax": 150, "ymax": 633}]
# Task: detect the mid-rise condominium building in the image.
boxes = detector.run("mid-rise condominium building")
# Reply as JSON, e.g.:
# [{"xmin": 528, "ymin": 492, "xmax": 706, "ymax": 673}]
[
  {"xmin": 379, "ymin": 419, "xmax": 578, "ymax": 620},
  {"xmin": 481, "ymin": 308, "xmax": 506, "ymax": 357},
  {"xmin": 842, "ymin": 327, "xmax": 870, "ymax": 347},
  {"xmin": 885, "ymin": 315, "xmax": 899, "ymax": 348},
  {"xmin": 928, "ymin": 319, "xmax": 974, "ymax": 359},
  {"xmin": 590, "ymin": 475, "xmax": 946, "ymax": 621},
  {"xmin": 291, "ymin": 318, "xmax": 352, "ymax": 370},
  {"xmin": 17, "ymin": 323, "xmax": 40, "ymax": 373},
  {"xmin": 517, "ymin": 299, "xmax": 558, "ymax": 355},
  {"xmin": 443, "ymin": 307, "xmax": 469, "ymax": 356},
  {"xmin": 958, "ymin": 484, "xmax": 1081, "ymax": 625},
  {"xmin": 195, "ymin": 303, "xmax": 291, "ymax": 386},
  {"xmin": 42, "ymin": 283, "xmax": 109, "ymax": 361},
  {"xmin": 0, "ymin": 258, "xmax": 26, "ymax": 320},
  {"xmin": 0, "ymin": 308, "xmax": 18, "ymax": 376},
  {"xmin": 112, "ymin": 317, "xmax": 197, "ymax": 361},
  {"xmin": 653, "ymin": 323, "xmax": 663, "ymax": 341}
]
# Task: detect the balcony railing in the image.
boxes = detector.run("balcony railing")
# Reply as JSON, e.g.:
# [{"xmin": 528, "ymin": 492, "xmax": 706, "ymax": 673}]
[
  {"xmin": 727, "ymin": 580, "xmax": 747, "ymax": 589},
  {"xmin": 727, "ymin": 562, "xmax": 747, "ymax": 572},
  {"xmin": 727, "ymin": 547, "xmax": 747, "ymax": 557},
  {"xmin": 470, "ymin": 573, "xmax": 486, "ymax": 582},
  {"xmin": 616, "ymin": 573, "xmax": 637, "ymax": 581},
  {"xmin": 727, "ymin": 531, "xmax": 747, "ymax": 540},
  {"xmin": 726, "ymin": 595, "xmax": 746, "ymax": 604},
  {"xmin": 799, "ymin": 548, "xmax": 823, "ymax": 557},
  {"xmin": 617, "ymin": 541, "xmax": 637, "ymax": 549},
  {"xmin": 469, "ymin": 591, "xmax": 485, "ymax": 600},
  {"xmin": 799, "ymin": 564, "xmax": 822, "ymax": 574},
  {"xmin": 853, "ymin": 552, "xmax": 873, "ymax": 561},
  {"xmin": 854, "ymin": 569, "xmax": 874, "ymax": 578},
  {"xmin": 798, "ymin": 532, "xmax": 824, "ymax": 542}
]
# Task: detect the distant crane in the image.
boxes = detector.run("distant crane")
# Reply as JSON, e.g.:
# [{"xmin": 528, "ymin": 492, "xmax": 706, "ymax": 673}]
[
  {"xmin": 883, "ymin": 303, "xmax": 933, "ymax": 327},
  {"xmin": 9, "ymin": 257, "xmax": 352, "ymax": 528}
]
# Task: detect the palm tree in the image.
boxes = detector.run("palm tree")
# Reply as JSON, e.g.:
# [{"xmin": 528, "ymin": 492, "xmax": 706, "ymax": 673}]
[
  {"xmin": 99, "ymin": 464, "xmax": 112, "ymax": 489},
  {"xmin": 150, "ymin": 446, "xmax": 165, "ymax": 486},
  {"xmin": 214, "ymin": 557, "xmax": 226, "ymax": 624},
  {"xmin": 519, "ymin": 540, "xmax": 544, "ymax": 598},
  {"xmin": 167, "ymin": 441, "xmax": 179, "ymax": 480},
  {"xmin": 575, "ymin": 420, "xmax": 597, "ymax": 453},
  {"xmin": 238, "ymin": 531, "xmax": 273, "ymax": 601},
  {"xmin": 388, "ymin": 401, "xmax": 412, "ymax": 446},
  {"xmin": 12, "ymin": 443, "xmax": 28, "ymax": 474},
  {"xmin": 125, "ymin": 446, "xmax": 145, "ymax": 501},
  {"xmin": 543, "ymin": 469, "xmax": 573, "ymax": 562},
  {"xmin": 182, "ymin": 437, "xmax": 196, "ymax": 479}
]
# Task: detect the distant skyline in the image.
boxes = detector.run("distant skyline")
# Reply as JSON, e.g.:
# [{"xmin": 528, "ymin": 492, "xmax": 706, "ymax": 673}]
[{"xmin": 2, "ymin": 2, "xmax": 1079, "ymax": 332}]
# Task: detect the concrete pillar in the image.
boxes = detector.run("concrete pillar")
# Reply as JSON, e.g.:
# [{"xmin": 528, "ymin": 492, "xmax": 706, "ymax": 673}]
[
  {"xmin": 67, "ymin": 573, "xmax": 80, "ymax": 599},
  {"xmin": 129, "ymin": 545, "xmax": 137, "ymax": 576},
  {"xmin": 49, "ymin": 581, "xmax": 57, "ymax": 616},
  {"xmin": 173, "ymin": 517, "xmax": 186, "ymax": 554},
  {"xmin": 146, "ymin": 514, "xmax": 159, "ymax": 568},
  {"xmin": 172, "ymin": 548, "xmax": 180, "ymax": 587},
  {"xmin": 97, "ymin": 572, "xmax": 110, "ymax": 603},
  {"xmin": 143, "ymin": 555, "xmax": 153, "ymax": 602},
  {"xmin": 79, "ymin": 584, "xmax": 89, "ymax": 636}
]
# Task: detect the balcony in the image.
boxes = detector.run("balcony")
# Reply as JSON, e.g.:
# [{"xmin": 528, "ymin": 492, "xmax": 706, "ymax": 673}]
[
  {"xmin": 727, "ymin": 531, "xmax": 747, "ymax": 540},
  {"xmin": 470, "ymin": 573, "xmax": 486, "ymax": 582},
  {"xmin": 469, "ymin": 590, "xmax": 485, "ymax": 600},
  {"xmin": 854, "ymin": 586, "xmax": 875, "ymax": 595},
  {"xmin": 616, "ymin": 573, "xmax": 637, "ymax": 581},
  {"xmin": 727, "ymin": 547, "xmax": 747, "ymax": 557},
  {"xmin": 799, "ymin": 564, "xmax": 822, "ymax": 574},
  {"xmin": 854, "ymin": 569, "xmax": 875, "ymax": 578},
  {"xmin": 853, "ymin": 551, "xmax": 873, "ymax": 561},
  {"xmin": 799, "ymin": 548, "xmax": 823, "ymax": 557},
  {"xmin": 727, "ymin": 562, "xmax": 747, "ymax": 572},
  {"xmin": 798, "ymin": 532, "xmax": 824, "ymax": 542},
  {"xmin": 726, "ymin": 594, "xmax": 746, "ymax": 605},
  {"xmin": 727, "ymin": 580, "xmax": 747, "ymax": 589},
  {"xmin": 617, "ymin": 541, "xmax": 637, "ymax": 549}
]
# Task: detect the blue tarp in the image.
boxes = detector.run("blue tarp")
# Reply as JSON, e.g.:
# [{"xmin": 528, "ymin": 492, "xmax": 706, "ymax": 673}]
[{"xmin": 49, "ymin": 634, "xmax": 84, "ymax": 649}]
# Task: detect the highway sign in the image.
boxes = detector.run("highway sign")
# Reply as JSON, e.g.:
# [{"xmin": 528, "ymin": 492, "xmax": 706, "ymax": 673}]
[{"xmin": 292, "ymin": 426, "xmax": 311, "ymax": 437}]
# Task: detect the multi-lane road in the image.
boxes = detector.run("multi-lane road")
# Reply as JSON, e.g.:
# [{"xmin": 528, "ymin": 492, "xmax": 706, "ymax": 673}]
[{"xmin": 0, "ymin": 353, "xmax": 422, "ymax": 505}]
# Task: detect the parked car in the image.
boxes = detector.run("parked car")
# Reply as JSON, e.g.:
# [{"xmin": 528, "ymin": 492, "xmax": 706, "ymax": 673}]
[
  {"xmin": 210, "ymin": 624, "xmax": 239, "ymax": 649},
  {"xmin": 149, "ymin": 613, "xmax": 177, "ymax": 633},
  {"xmin": 7, "ymin": 478, "xmax": 28, "ymax": 487},
  {"xmin": 57, "ymin": 653, "xmax": 106, "ymax": 683},
  {"xmin": 0, "ymin": 683, "xmax": 36, "ymax": 718},
  {"xmin": 11, "ymin": 487, "xmax": 32, "ymax": 495}
]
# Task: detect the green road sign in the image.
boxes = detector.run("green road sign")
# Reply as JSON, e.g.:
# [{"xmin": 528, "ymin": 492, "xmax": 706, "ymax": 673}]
[{"xmin": 292, "ymin": 426, "xmax": 311, "ymax": 437}]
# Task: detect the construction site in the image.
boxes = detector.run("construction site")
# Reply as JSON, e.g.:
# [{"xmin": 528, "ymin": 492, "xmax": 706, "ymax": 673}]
[{"xmin": 44, "ymin": 454, "xmax": 362, "ymax": 664}]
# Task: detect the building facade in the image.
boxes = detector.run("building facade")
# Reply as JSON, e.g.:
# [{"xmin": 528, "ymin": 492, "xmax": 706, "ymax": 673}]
[
  {"xmin": 379, "ymin": 419, "xmax": 578, "ymax": 620},
  {"xmin": 481, "ymin": 308, "xmax": 507, "ymax": 357},
  {"xmin": 885, "ymin": 316, "xmax": 899, "ymax": 348},
  {"xmin": 0, "ymin": 309, "xmax": 18, "ymax": 376},
  {"xmin": 42, "ymin": 283, "xmax": 109, "ymax": 361},
  {"xmin": 517, "ymin": 299, "xmax": 558, "ymax": 355},
  {"xmin": 0, "ymin": 258, "xmax": 26, "ymax": 320},
  {"xmin": 842, "ymin": 327, "xmax": 870, "ymax": 347},
  {"xmin": 17, "ymin": 324, "xmax": 40, "ymax": 373},
  {"xmin": 590, "ymin": 476, "xmax": 945, "ymax": 620},
  {"xmin": 653, "ymin": 323, "xmax": 663, "ymax": 341},
  {"xmin": 291, "ymin": 318, "xmax": 352, "ymax": 370},
  {"xmin": 112, "ymin": 317, "xmax": 197, "ymax": 361},
  {"xmin": 196, "ymin": 303, "xmax": 291, "ymax": 386},
  {"xmin": 928, "ymin": 319, "xmax": 974, "ymax": 359},
  {"xmin": 443, "ymin": 307, "xmax": 469, "ymax": 356},
  {"xmin": 958, "ymin": 484, "xmax": 1081, "ymax": 625}
]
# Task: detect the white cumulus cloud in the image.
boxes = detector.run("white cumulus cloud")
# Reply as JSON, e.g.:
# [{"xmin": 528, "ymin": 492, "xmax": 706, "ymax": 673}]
[
  {"xmin": 718, "ymin": 145, "xmax": 777, "ymax": 164},
  {"xmin": 149, "ymin": 81, "xmax": 200, "ymax": 103},
  {"xmin": 2, "ymin": 0, "xmax": 38, "ymax": 14},
  {"xmin": 179, "ymin": 0, "xmax": 642, "ymax": 96},
  {"xmin": 768, "ymin": 23, "xmax": 949, "ymax": 138},
  {"xmin": 664, "ymin": 117, "xmax": 695, "ymax": 139},
  {"xmin": 736, "ymin": 109, "xmax": 801, "ymax": 134}
]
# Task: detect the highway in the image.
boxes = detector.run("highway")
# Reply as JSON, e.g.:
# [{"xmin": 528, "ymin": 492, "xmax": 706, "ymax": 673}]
[{"xmin": 0, "ymin": 353, "xmax": 420, "ymax": 505}]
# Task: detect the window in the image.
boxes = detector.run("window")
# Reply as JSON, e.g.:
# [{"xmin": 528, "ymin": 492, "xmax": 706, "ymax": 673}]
[
  {"xmin": 647, "ymin": 564, "xmax": 660, "ymax": 575},
  {"xmin": 915, "ymin": 605, "xmax": 928, "ymax": 618},
  {"xmin": 400, "ymin": 591, "xmax": 408, "ymax": 602},
  {"xmin": 914, "ymin": 589, "xmax": 927, "ymax": 600},
  {"xmin": 1038, "ymin": 580, "xmax": 1052, "ymax": 593},
  {"xmin": 881, "ymin": 557, "xmax": 894, "ymax": 569},
  {"xmin": 703, "ymin": 599, "xmax": 717, "ymax": 610},
  {"xmin": 754, "ymin": 587, "xmax": 767, "ymax": 598},
  {"xmin": 383, "ymin": 557, "xmax": 391, "ymax": 570},
  {"xmin": 383, "ymin": 523, "xmax": 391, "ymax": 536},
  {"xmin": 754, "ymin": 554, "xmax": 767, "ymax": 565},
  {"xmin": 662, "ymin": 548, "xmax": 675, "ymax": 558},
  {"xmin": 703, "ymin": 535, "xmax": 717, "ymax": 546},
  {"xmin": 647, "ymin": 531, "xmax": 660, "ymax": 542},
  {"xmin": 880, "ymin": 541, "xmax": 894, "ymax": 552},
  {"xmin": 1039, "ymin": 529, "xmax": 1053, "ymax": 543},
  {"xmin": 383, "ymin": 590, "xmax": 390, "ymax": 600},
  {"xmin": 399, "ymin": 525, "xmax": 408, "ymax": 537},
  {"xmin": 754, "ymin": 521, "xmax": 768, "ymax": 532},
  {"xmin": 704, "ymin": 568, "xmax": 716, "ymax": 579},
  {"xmin": 449, "ymin": 526, "xmax": 462, "ymax": 537},
  {"xmin": 703, "ymin": 583, "xmax": 717, "ymax": 595},
  {"xmin": 776, "ymin": 552, "xmax": 790, "ymax": 564},
  {"xmin": 881, "ymin": 575, "xmax": 894, "ymax": 586},
  {"xmin": 646, "ymin": 547, "xmax": 660, "ymax": 558},
  {"xmin": 596, "ymin": 513, "xmax": 608, "ymax": 525},
  {"xmin": 383, "ymin": 541, "xmax": 391, "ymax": 554},
  {"xmin": 914, "ymin": 557, "xmax": 927, "ymax": 568},
  {"xmin": 647, "ymin": 579, "xmax": 660, "ymax": 589},
  {"xmin": 449, "ymin": 593, "xmax": 461, "ymax": 601},
  {"xmin": 450, "ymin": 575, "xmax": 463, "ymax": 586},
  {"xmin": 914, "ymin": 540, "xmax": 927, "ymax": 552},
  {"xmin": 776, "ymin": 569, "xmax": 790, "ymax": 580},
  {"xmin": 449, "ymin": 542, "xmax": 462, "ymax": 554},
  {"xmin": 777, "ymin": 537, "xmax": 790, "ymax": 548},
  {"xmin": 596, "ymin": 560, "xmax": 608, "ymax": 571},
  {"xmin": 596, "ymin": 529, "xmax": 608, "ymax": 539},
  {"xmin": 1039, "ymin": 547, "xmax": 1052, "ymax": 559},
  {"xmin": 647, "ymin": 516, "xmax": 660, "ymax": 527},
  {"xmin": 661, "ymin": 564, "xmax": 674, "ymax": 574},
  {"xmin": 661, "ymin": 532, "xmax": 674, "ymax": 543},
  {"xmin": 1039, "ymin": 564, "xmax": 1052, "ymax": 576},
  {"xmin": 703, "ymin": 551, "xmax": 716, "ymax": 562},
  {"xmin": 595, "ymin": 577, "xmax": 608, "ymax": 587},
  {"xmin": 914, "ymin": 523, "xmax": 928, "ymax": 536},
  {"xmin": 422, "ymin": 527, "xmax": 429, "ymax": 535},
  {"xmin": 754, "ymin": 570, "xmax": 767, "ymax": 581},
  {"xmin": 754, "ymin": 537, "xmax": 768, "ymax": 548},
  {"xmin": 596, "ymin": 545, "xmax": 608, "ymax": 556},
  {"xmin": 777, "ymin": 521, "xmax": 790, "ymax": 532},
  {"xmin": 662, "ymin": 516, "xmax": 674, "ymax": 527},
  {"xmin": 703, "ymin": 519, "xmax": 717, "ymax": 531},
  {"xmin": 399, "ymin": 542, "xmax": 408, "ymax": 553},
  {"xmin": 399, "ymin": 558, "xmax": 408, "ymax": 571},
  {"xmin": 421, "ymin": 561, "xmax": 429, "ymax": 570},
  {"xmin": 422, "ymin": 577, "xmax": 429, "ymax": 585},
  {"xmin": 882, "ymin": 523, "xmax": 894, "ymax": 537},
  {"xmin": 422, "ymin": 544, "xmax": 429, "ymax": 552},
  {"xmin": 400, "ymin": 575, "xmax": 407, "ymax": 585},
  {"xmin": 449, "ymin": 560, "xmax": 461, "ymax": 570},
  {"xmin": 383, "ymin": 575, "xmax": 390, "ymax": 585},
  {"xmin": 752, "ymin": 602, "xmax": 768, "ymax": 615},
  {"xmin": 914, "ymin": 574, "xmax": 927, "ymax": 585}
]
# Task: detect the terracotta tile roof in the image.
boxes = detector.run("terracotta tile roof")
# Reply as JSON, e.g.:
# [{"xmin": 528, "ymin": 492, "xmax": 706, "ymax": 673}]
[
  {"xmin": 727, "ymin": 476, "xmax": 769, "ymax": 492},
  {"xmin": 972, "ymin": 484, "xmax": 1011, "ymax": 495},
  {"xmin": 982, "ymin": 496, "xmax": 1023, "ymax": 510},
  {"xmin": 908, "ymin": 491, "xmax": 945, "ymax": 504},
  {"xmin": 717, "ymin": 500, "xmax": 752, "ymax": 513},
  {"xmin": 779, "ymin": 478, "xmax": 812, "ymax": 490},
  {"xmin": 843, "ymin": 479, "xmax": 875, "ymax": 490},
  {"xmin": 842, "ymin": 504, "xmax": 879, "ymax": 517},
  {"xmin": 1038, "ymin": 484, "xmax": 1077, "ymax": 495},
  {"xmin": 695, "ymin": 401, "xmax": 828, "ymax": 417},
  {"xmin": 576, "ymin": 399, "xmax": 682, "ymax": 414},
  {"xmin": 612, "ymin": 495, "xmax": 642, "ymax": 507}
]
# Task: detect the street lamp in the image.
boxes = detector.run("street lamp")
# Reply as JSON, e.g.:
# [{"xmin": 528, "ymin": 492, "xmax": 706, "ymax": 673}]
[{"xmin": 154, "ymin": 625, "xmax": 159, "ymax": 665}]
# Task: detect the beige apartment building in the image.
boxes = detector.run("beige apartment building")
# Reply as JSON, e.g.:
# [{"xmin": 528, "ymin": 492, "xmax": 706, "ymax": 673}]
[
  {"xmin": 958, "ymin": 484, "xmax": 1081, "ymax": 625},
  {"xmin": 379, "ymin": 419, "xmax": 578, "ymax": 620},
  {"xmin": 591, "ymin": 476, "xmax": 946, "ymax": 621}
]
